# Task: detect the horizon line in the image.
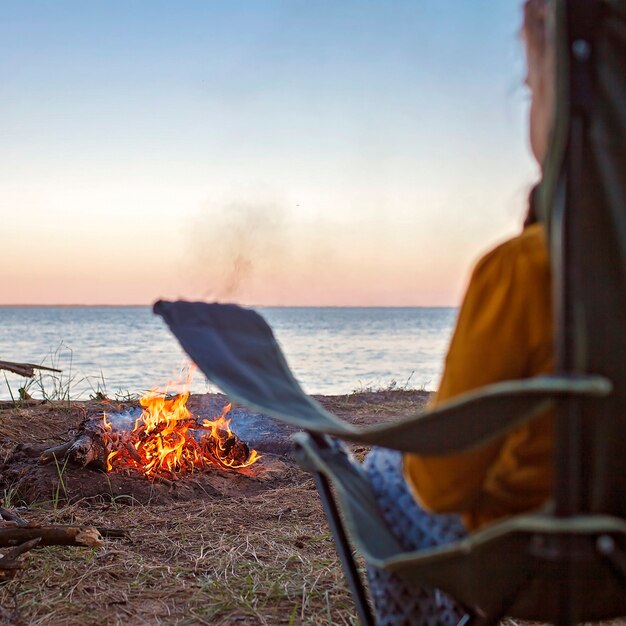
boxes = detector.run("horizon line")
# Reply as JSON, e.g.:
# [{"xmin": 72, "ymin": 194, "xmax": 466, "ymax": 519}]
[{"xmin": 0, "ymin": 302, "xmax": 458, "ymax": 309}]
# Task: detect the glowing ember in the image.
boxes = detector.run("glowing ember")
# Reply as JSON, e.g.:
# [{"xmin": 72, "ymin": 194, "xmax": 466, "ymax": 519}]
[{"xmin": 100, "ymin": 385, "xmax": 261, "ymax": 478}]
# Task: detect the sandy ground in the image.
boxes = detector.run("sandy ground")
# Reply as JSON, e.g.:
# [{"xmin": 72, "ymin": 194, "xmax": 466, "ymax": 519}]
[{"xmin": 0, "ymin": 390, "xmax": 429, "ymax": 625}]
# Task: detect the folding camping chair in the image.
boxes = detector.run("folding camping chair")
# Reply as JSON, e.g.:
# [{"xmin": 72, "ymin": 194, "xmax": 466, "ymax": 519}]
[{"xmin": 155, "ymin": 0, "xmax": 626, "ymax": 622}]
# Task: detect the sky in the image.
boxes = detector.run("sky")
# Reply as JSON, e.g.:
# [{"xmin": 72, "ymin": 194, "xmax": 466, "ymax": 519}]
[{"xmin": 0, "ymin": 0, "xmax": 540, "ymax": 307}]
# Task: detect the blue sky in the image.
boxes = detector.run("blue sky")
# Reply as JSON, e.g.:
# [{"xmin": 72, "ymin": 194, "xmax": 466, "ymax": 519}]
[{"xmin": 0, "ymin": 1, "xmax": 539, "ymax": 305}]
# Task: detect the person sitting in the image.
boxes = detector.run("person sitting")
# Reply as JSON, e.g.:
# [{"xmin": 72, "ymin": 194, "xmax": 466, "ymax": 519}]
[{"xmin": 363, "ymin": 1, "xmax": 555, "ymax": 624}]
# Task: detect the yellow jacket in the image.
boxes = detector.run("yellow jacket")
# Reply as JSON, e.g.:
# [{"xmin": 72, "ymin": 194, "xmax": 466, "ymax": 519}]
[{"xmin": 404, "ymin": 223, "xmax": 554, "ymax": 530}]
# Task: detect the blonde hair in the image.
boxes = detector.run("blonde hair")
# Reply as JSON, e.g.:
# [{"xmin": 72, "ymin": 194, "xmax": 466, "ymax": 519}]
[
  {"xmin": 523, "ymin": 0, "xmax": 549, "ymax": 57},
  {"xmin": 522, "ymin": 0, "xmax": 555, "ymax": 165}
]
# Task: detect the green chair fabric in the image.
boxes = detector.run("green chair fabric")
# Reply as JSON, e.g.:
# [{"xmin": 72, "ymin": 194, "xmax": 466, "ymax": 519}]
[{"xmin": 537, "ymin": 0, "xmax": 626, "ymax": 521}]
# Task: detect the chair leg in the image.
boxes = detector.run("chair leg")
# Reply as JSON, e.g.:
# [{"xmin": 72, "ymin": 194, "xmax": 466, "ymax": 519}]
[
  {"xmin": 597, "ymin": 534, "xmax": 626, "ymax": 586},
  {"xmin": 312, "ymin": 470, "xmax": 377, "ymax": 626},
  {"xmin": 556, "ymin": 571, "xmax": 574, "ymax": 626},
  {"xmin": 456, "ymin": 611, "xmax": 474, "ymax": 626},
  {"xmin": 555, "ymin": 537, "xmax": 579, "ymax": 626},
  {"xmin": 466, "ymin": 569, "xmax": 532, "ymax": 626},
  {"xmin": 467, "ymin": 603, "xmax": 514, "ymax": 626}
]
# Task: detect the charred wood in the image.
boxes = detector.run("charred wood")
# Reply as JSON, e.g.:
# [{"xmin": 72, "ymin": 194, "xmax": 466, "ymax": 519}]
[
  {"xmin": 125, "ymin": 441, "xmax": 142, "ymax": 465},
  {"xmin": 67, "ymin": 434, "xmax": 106, "ymax": 469},
  {"xmin": 40, "ymin": 434, "xmax": 107, "ymax": 470},
  {"xmin": 39, "ymin": 441, "xmax": 74, "ymax": 464}
]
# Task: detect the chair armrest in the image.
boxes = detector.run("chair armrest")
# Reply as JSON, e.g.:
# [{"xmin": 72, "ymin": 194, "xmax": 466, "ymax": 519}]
[{"xmin": 351, "ymin": 374, "xmax": 611, "ymax": 454}]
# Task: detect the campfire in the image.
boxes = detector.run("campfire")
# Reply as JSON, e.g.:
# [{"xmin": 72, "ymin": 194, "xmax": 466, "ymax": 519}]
[
  {"xmin": 103, "ymin": 393, "xmax": 260, "ymax": 476},
  {"xmin": 39, "ymin": 378, "xmax": 261, "ymax": 479}
]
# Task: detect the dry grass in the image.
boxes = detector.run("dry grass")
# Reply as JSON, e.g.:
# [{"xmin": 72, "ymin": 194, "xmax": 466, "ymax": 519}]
[
  {"xmin": 0, "ymin": 485, "xmax": 359, "ymax": 625},
  {"xmin": 8, "ymin": 390, "xmax": 614, "ymax": 626},
  {"xmin": 2, "ymin": 392, "xmax": 421, "ymax": 625}
]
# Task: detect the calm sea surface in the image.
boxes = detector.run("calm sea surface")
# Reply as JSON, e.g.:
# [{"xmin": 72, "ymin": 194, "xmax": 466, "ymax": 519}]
[{"xmin": 0, "ymin": 307, "xmax": 457, "ymax": 400}]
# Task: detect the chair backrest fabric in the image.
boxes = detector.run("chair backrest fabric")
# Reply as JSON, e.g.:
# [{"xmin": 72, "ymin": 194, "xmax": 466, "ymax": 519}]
[{"xmin": 540, "ymin": 0, "xmax": 626, "ymax": 515}]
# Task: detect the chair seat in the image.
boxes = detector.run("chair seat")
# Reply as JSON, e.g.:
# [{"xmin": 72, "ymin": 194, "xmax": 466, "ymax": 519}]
[{"xmin": 295, "ymin": 430, "xmax": 626, "ymax": 622}]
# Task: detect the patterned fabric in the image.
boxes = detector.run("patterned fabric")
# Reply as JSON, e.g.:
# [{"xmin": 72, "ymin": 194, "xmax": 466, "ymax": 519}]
[{"xmin": 363, "ymin": 448, "xmax": 468, "ymax": 626}]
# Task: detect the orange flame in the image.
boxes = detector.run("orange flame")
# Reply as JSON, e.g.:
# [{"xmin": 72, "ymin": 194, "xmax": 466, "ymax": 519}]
[
  {"xmin": 200, "ymin": 404, "xmax": 262, "ymax": 469},
  {"xmin": 101, "ymin": 377, "xmax": 260, "ymax": 477}
]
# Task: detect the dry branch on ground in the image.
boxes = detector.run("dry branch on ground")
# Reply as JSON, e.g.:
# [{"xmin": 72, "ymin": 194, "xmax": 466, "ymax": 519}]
[
  {"xmin": 0, "ymin": 361, "xmax": 61, "ymax": 379},
  {"xmin": 0, "ymin": 506, "xmax": 106, "ymax": 586}
]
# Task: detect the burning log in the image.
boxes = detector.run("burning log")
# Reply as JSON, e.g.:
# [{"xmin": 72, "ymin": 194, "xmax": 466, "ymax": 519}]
[
  {"xmin": 39, "ymin": 392, "xmax": 261, "ymax": 479},
  {"xmin": 200, "ymin": 427, "xmax": 252, "ymax": 469}
]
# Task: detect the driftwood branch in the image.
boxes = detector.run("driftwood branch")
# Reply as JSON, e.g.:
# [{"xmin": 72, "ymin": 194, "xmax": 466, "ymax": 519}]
[
  {"xmin": 0, "ymin": 360, "xmax": 62, "ymax": 378},
  {"xmin": 0, "ymin": 525, "xmax": 104, "ymax": 548},
  {"xmin": 0, "ymin": 507, "xmax": 126, "ymax": 580},
  {"xmin": 0, "ymin": 538, "xmax": 41, "ymax": 580},
  {"xmin": 1, "ymin": 506, "xmax": 126, "ymax": 540},
  {"xmin": 0, "ymin": 522, "xmax": 103, "ymax": 581},
  {"xmin": 0, "ymin": 507, "xmax": 27, "ymax": 526}
]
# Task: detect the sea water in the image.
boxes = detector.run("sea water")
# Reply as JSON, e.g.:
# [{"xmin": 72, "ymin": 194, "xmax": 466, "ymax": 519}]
[{"xmin": 0, "ymin": 306, "xmax": 457, "ymax": 400}]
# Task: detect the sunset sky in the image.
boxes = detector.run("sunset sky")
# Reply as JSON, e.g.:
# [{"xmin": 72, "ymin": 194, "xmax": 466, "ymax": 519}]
[{"xmin": 1, "ymin": 0, "xmax": 540, "ymax": 307}]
